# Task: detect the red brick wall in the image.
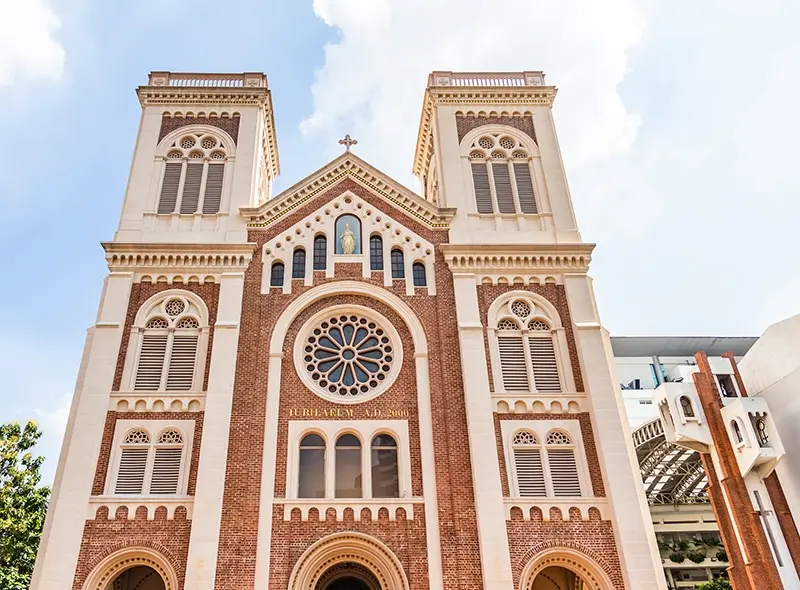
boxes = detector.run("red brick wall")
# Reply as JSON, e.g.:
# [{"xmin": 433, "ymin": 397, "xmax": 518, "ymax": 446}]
[
  {"xmin": 507, "ymin": 509, "xmax": 624, "ymax": 589},
  {"xmin": 494, "ymin": 413, "xmax": 605, "ymax": 498},
  {"xmin": 476, "ymin": 284, "xmax": 584, "ymax": 393},
  {"xmin": 113, "ymin": 282, "xmax": 219, "ymax": 392},
  {"xmin": 456, "ymin": 114, "xmax": 537, "ymax": 145},
  {"xmin": 765, "ymin": 472, "xmax": 800, "ymax": 578},
  {"xmin": 72, "ymin": 510, "xmax": 191, "ymax": 590},
  {"xmin": 91, "ymin": 411, "xmax": 204, "ymax": 496},
  {"xmin": 158, "ymin": 113, "xmax": 241, "ymax": 145},
  {"xmin": 215, "ymin": 178, "xmax": 483, "ymax": 589}
]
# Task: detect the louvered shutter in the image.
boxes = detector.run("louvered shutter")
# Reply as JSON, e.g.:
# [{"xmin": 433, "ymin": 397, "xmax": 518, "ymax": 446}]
[
  {"xmin": 149, "ymin": 448, "xmax": 183, "ymax": 494},
  {"xmin": 471, "ymin": 163, "xmax": 493, "ymax": 213},
  {"xmin": 514, "ymin": 163, "xmax": 538, "ymax": 214},
  {"xmin": 548, "ymin": 448, "xmax": 581, "ymax": 496},
  {"xmin": 514, "ymin": 448, "xmax": 546, "ymax": 496},
  {"xmin": 492, "ymin": 163, "xmax": 515, "ymax": 214},
  {"xmin": 114, "ymin": 448, "xmax": 149, "ymax": 494},
  {"xmin": 158, "ymin": 163, "xmax": 182, "ymax": 214},
  {"xmin": 202, "ymin": 163, "xmax": 224, "ymax": 214},
  {"xmin": 166, "ymin": 335, "xmax": 198, "ymax": 391},
  {"xmin": 529, "ymin": 337, "xmax": 561, "ymax": 392},
  {"xmin": 498, "ymin": 336, "xmax": 529, "ymax": 391},
  {"xmin": 179, "ymin": 163, "xmax": 203, "ymax": 214},
  {"xmin": 134, "ymin": 334, "xmax": 168, "ymax": 391}
]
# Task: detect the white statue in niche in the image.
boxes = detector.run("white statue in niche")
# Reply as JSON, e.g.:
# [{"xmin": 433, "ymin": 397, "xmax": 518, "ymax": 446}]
[{"xmin": 340, "ymin": 223, "xmax": 356, "ymax": 254}]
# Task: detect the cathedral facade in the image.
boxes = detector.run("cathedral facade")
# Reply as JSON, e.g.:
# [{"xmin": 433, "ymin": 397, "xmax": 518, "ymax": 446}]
[{"xmin": 31, "ymin": 71, "xmax": 665, "ymax": 590}]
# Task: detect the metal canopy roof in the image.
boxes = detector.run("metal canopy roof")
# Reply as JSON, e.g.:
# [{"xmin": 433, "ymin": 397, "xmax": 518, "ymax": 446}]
[
  {"xmin": 631, "ymin": 418, "xmax": 709, "ymax": 505},
  {"xmin": 610, "ymin": 336, "xmax": 757, "ymax": 358}
]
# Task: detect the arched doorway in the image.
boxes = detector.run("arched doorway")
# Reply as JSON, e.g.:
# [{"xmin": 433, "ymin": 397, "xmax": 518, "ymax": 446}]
[
  {"xmin": 107, "ymin": 565, "xmax": 166, "ymax": 590},
  {"xmin": 316, "ymin": 562, "xmax": 382, "ymax": 590},
  {"xmin": 531, "ymin": 565, "xmax": 588, "ymax": 590}
]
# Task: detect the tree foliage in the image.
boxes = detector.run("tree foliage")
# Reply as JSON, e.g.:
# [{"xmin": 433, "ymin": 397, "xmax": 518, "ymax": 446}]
[
  {"xmin": 698, "ymin": 577, "xmax": 733, "ymax": 590},
  {"xmin": 0, "ymin": 421, "xmax": 51, "ymax": 590}
]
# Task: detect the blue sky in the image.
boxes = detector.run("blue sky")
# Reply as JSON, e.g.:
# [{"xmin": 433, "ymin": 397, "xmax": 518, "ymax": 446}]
[{"xmin": 2, "ymin": 0, "xmax": 799, "ymax": 481}]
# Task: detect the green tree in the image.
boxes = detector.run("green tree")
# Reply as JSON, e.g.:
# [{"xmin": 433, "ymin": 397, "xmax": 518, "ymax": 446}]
[
  {"xmin": 0, "ymin": 421, "xmax": 51, "ymax": 590},
  {"xmin": 698, "ymin": 577, "xmax": 733, "ymax": 590}
]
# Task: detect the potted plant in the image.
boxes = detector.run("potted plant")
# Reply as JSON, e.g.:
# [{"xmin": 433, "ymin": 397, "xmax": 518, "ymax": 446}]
[
  {"xmin": 716, "ymin": 548, "xmax": 728, "ymax": 562},
  {"xmin": 669, "ymin": 552, "xmax": 686, "ymax": 563},
  {"xmin": 687, "ymin": 550, "xmax": 706, "ymax": 564}
]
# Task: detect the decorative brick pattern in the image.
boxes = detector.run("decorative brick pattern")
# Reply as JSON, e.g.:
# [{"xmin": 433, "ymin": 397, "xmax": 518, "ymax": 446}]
[
  {"xmin": 158, "ymin": 113, "xmax": 241, "ymax": 145},
  {"xmin": 456, "ymin": 113, "xmax": 537, "ymax": 144},
  {"xmin": 91, "ymin": 411, "xmax": 204, "ymax": 496},
  {"xmin": 494, "ymin": 413, "xmax": 605, "ymax": 498},
  {"xmin": 214, "ymin": 178, "xmax": 483, "ymax": 589},
  {"xmin": 476, "ymin": 284, "xmax": 584, "ymax": 393},
  {"xmin": 112, "ymin": 282, "xmax": 219, "ymax": 392},
  {"xmin": 72, "ymin": 511, "xmax": 191, "ymax": 590}
]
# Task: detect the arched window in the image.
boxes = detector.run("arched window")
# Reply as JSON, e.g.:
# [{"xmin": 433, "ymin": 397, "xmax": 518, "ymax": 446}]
[
  {"xmin": 468, "ymin": 133, "xmax": 538, "ymax": 215},
  {"xmin": 511, "ymin": 430, "xmax": 545, "ymax": 497},
  {"xmin": 313, "ymin": 236, "xmax": 327, "ymax": 270},
  {"xmin": 679, "ymin": 396, "xmax": 695, "ymax": 418},
  {"xmin": 494, "ymin": 297, "xmax": 561, "ymax": 393},
  {"xmin": 335, "ymin": 214, "xmax": 362, "ymax": 254},
  {"xmin": 292, "ymin": 249, "xmax": 306, "ymax": 279},
  {"xmin": 369, "ymin": 235, "xmax": 384, "ymax": 271},
  {"xmin": 390, "ymin": 249, "xmax": 405, "ymax": 279},
  {"xmin": 270, "ymin": 261, "xmax": 285, "ymax": 287},
  {"xmin": 412, "ymin": 262, "xmax": 427, "ymax": 287},
  {"xmin": 158, "ymin": 132, "xmax": 228, "ymax": 215},
  {"xmin": 299, "ymin": 434, "xmax": 326, "ymax": 498},
  {"xmin": 114, "ymin": 428, "xmax": 185, "ymax": 495},
  {"xmin": 371, "ymin": 434, "xmax": 399, "ymax": 498},
  {"xmin": 335, "ymin": 434, "xmax": 362, "ymax": 498},
  {"xmin": 754, "ymin": 418, "xmax": 770, "ymax": 447},
  {"xmin": 545, "ymin": 430, "xmax": 581, "ymax": 497},
  {"xmin": 134, "ymin": 296, "xmax": 202, "ymax": 392},
  {"xmin": 731, "ymin": 420, "xmax": 744, "ymax": 444}
]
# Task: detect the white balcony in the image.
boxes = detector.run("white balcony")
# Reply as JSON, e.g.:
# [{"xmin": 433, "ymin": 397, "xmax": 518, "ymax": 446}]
[
  {"xmin": 720, "ymin": 397, "xmax": 784, "ymax": 477},
  {"xmin": 655, "ymin": 383, "xmax": 712, "ymax": 453}
]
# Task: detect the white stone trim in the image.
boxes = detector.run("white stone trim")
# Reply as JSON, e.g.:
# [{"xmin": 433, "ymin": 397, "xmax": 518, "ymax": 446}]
[
  {"xmin": 103, "ymin": 419, "xmax": 194, "ymax": 496},
  {"xmin": 519, "ymin": 547, "xmax": 615, "ymax": 590},
  {"xmin": 254, "ymin": 281, "xmax": 442, "ymax": 590},
  {"xmin": 285, "ymin": 420, "xmax": 412, "ymax": 501},
  {"xmin": 492, "ymin": 393, "xmax": 587, "ymax": 414},
  {"xmin": 287, "ymin": 532, "xmax": 409, "ymax": 590},
  {"xmin": 103, "ymin": 242, "xmax": 256, "ymax": 275},
  {"xmin": 501, "ymin": 419, "xmax": 592, "ymax": 498},
  {"xmin": 292, "ymin": 306, "xmax": 404, "ymax": 404},
  {"xmin": 109, "ymin": 392, "xmax": 205, "ymax": 412},
  {"xmin": 282, "ymin": 499, "xmax": 420, "ymax": 522},
  {"xmin": 81, "ymin": 546, "xmax": 179, "ymax": 590},
  {"xmin": 87, "ymin": 496, "xmax": 193, "ymax": 520},
  {"xmin": 504, "ymin": 497, "xmax": 610, "ymax": 521}
]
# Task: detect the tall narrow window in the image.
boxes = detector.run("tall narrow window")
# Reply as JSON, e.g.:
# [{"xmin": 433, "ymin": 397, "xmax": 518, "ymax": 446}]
[
  {"xmin": 335, "ymin": 434, "xmax": 362, "ymax": 498},
  {"xmin": 390, "ymin": 249, "xmax": 405, "ymax": 279},
  {"xmin": 150, "ymin": 430, "xmax": 184, "ymax": 494},
  {"xmin": 497, "ymin": 320, "xmax": 529, "ymax": 391},
  {"xmin": 731, "ymin": 420, "xmax": 744, "ymax": 444},
  {"xmin": 292, "ymin": 249, "xmax": 306, "ymax": 279},
  {"xmin": 270, "ymin": 261, "xmax": 285, "ymax": 287},
  {"xmin": 133, "ymin": 296, "xmax": 202, "ymax": 392},
  {"xmin": 156, "ymin": 133, "xmax": 228, "ymax": 215},
  {"xmin": 412, "ymin": 262, "xmax": 427, "ymax": 287},
  {"xmin": 298, "ymin": 434, "xmax": 326, "ymax": 498},
  {"xmin": 545, "ymin": 431, "xmax": 581, "ymax": 497},
  {"xmin": 115, "ymin": 430, "xmax": 151, "ymax": 494},
  {"xmin": 369, "ymin": 235, "xmax": 384, "ymax": 271},
  {"xmin": 528, "ymin": 320, "xmax": 560, "ymax": 393},
  {"xmin": 313, "ymin": 236, "xmax": 327, "ymax": 271},
  {"xmin": 468, "ymin": 134, "xmax": 538, "ymax": 215},
  {"xmin": 114, "ymin": 428, "xmax": 186, "ymax": 495},
  {"xmin": 679, "ymin": 396, "xmax": 695, "ymax": 418},
  {"xmin": 371, "ymin": 434, "xmax": 399, "ymax": 498},
  {"xmin": 512, "ymin": 431, "xmax": 546, "ymax": 497}
]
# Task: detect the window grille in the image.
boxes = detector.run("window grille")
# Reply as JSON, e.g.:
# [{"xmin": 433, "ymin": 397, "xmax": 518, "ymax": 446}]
[
  {"xmin": 468, "ymin": 134, "xmax": 538, "ymax": 215},
  {"xmin": 292, "ymin": 249, "xmax": 306, "ymax": 279},
  {"xmin": 156, "ymin": 133, "xmax": 227, "ymax": 215},
  {"xmin": 270, "ymin": 262, "xmax": 285, "ymax": 287},
  {"xmin": 412, "ymin": 262, "xmax": 427, "ymax": 287},
  {"xmin": 390, "ymin": 249, "xmax": 405, "ymax": 279},
  {"xmin": 369, "ymin": 235, "xmax": 384, "ymax": 270},
  {"xmin": 313, "ymin": 236, "xmax": 327, "ymax": 270}
]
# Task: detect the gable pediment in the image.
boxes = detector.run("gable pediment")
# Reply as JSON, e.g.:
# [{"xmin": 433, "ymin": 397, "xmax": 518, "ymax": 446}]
[{"xmin": 240, "ymin": 152, "xmax": 454, "ymax": 230}]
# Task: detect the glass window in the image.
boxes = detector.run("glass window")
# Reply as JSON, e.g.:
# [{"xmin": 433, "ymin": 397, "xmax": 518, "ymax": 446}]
[
  {"xmin": 412, "ymin": 262, "xmax": 426, "ymax": 287},
  {"xmin": 292, "ymin": 249, "xmax": 306, "ymax": 279},
  {"xmin": 298, "ymin": 434, "xmax": 325, "ymax": 498},
  {"xmin": 390, "ymin": 249, "xmax": 404, "ymax": 279},
  {"xmin": 270, "ymin": 262, "xmax": 284, "ymax": 287},
  {"xmin": 335, "ymin": 214, "xmax": 362, "ymax": 254},
  {"xmin": 369, "ymin": 235, "xmax": 384, "ymax": 270},
  {"xmin": 313, "ymin": 236, "xmax": 327, "ymax": 270},
  {"xmin": 335, "ymin": 434, "xmax": 362, "ymax": 498},
  {"xmin": 371, "ymin": 434, "xmax": 399, "ymax": 498}
]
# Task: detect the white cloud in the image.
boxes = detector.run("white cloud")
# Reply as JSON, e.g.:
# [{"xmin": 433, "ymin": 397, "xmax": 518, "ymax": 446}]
[{"xmin": 0, "ymin": 0, "xmax": 66, "ymax": 86}]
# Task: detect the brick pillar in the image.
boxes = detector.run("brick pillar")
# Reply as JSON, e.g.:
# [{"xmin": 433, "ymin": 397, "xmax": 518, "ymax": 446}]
[
  {"xmin": 765, "ymin": 472, "xmax": 800, "ymax": 577},
  {"xmin": 692, "ymin": 353, "xmax": 783, "ymax": 589}
]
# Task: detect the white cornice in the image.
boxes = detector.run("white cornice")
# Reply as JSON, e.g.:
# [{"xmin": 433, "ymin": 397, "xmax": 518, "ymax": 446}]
[
  {"xmin": 413, "ymin": 85, "xmax": 558, "ymax": 179},
  {"xmin": 241, "ymin": 152, "xmax": 454, "ymax": 230},
  {"xmin": 440, "ymin": 243, "xmax": 594, "ymax": 273},
  {"xmin": 102, "ymin": 242, "xmax": 257, "ymax": 273}
]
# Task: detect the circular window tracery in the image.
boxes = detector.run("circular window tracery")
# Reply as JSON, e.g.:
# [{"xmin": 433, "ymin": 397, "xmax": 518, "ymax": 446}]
[
  {"xmin": 165, "ymin": 299, "xmax": 186, "ymax": 317},
  {"xmin": 303, "ymin": 314, "xmax": 394, "ymax": 398},
  {"xmin": 511, "ymin": 300, "xmax": 531, "ymax": 318},
  {"xmin": 478, "ymin": 136, "xmax": 494, "ymax": 149}
]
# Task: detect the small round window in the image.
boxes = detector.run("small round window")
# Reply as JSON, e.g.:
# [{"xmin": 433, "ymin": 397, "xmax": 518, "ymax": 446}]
[{"xmin": 296, "ymin": 308, "xmax": 401, "ymax": 403}]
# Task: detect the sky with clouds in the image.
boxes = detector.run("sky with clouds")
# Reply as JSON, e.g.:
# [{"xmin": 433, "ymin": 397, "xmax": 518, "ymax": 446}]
[{"xmin": 1, "ymin": 0, "xmax": 798, "ymax": 481}]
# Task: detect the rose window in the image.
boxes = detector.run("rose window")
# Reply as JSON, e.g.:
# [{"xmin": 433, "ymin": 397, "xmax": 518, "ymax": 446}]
[{"xmin": 303, "ymin": 314, "xmax": 394, "ymax": 398}]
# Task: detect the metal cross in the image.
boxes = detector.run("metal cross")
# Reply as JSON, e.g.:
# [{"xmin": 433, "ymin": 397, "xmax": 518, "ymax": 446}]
[{"xmin": 339, "ymin": 134, "xmax": 358, "ymax": 152}]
